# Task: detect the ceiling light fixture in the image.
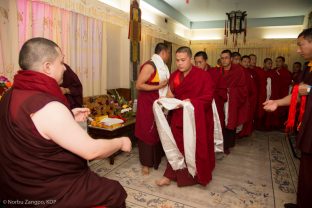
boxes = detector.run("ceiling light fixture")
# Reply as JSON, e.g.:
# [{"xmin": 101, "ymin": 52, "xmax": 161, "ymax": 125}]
[{"xmin": 224, "ymin": 10, "xmax": 247, "ymax": 47}]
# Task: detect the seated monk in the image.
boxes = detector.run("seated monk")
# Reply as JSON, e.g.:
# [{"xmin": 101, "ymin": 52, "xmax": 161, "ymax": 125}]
[{"xmin": 0, "ymin": 37, "xmax": 131, "ymax": 207}]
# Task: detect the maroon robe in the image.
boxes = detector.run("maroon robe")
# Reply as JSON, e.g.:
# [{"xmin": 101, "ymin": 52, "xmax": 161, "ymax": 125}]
[
  {"xmin": 135, "ymin": 61, "xmax": 163, "ymax": 169},
  {"xmin": 0, "ymin": 89, "xmax": 126, "ymax": 208},
  {"xmin": 164, "ymin": 66, "xmax": 215, "ymax": 186},
  {"xmin": 292, "ymin": 71, "xmax": 303, "ymax": 85},
  {"xmin": 238, "ymin": 67, "xmax": 257, "ymax": 137},
  {"xmin": 265, "ymin": 69, "xmax": 282, "ymax": 129},
  {"xmin": 266, "ymin": 68, "xmax": 292, "ymax": 130},
  {"xmin": 294, "ymin": 65, "xmax": 312, "ymax": 208},
  {"xmin": 60, "ymin": 64, "xmax": 83, "ymax": 109},
  {"xmin": 209, "ymin": 67, "xmax": 227, "ymax": 128},
  {"xmin": 254, "ymin": 67, "xmax": 269, "ymax": 130},
  {"xmin": 221, "ymin": 64, "xmax": 249, "ymax": 130}
]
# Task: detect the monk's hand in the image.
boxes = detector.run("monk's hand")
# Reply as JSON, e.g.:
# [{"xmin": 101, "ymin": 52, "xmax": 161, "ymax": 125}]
[
  {"xmin": 159, "ymin": 79, "xmax": 168, "ymax": 89},
  {"xmin": 72, "ymin": 107, "xmax": 91, "ymax": 122},
  {"xmin": 60, "ymin": 87, "xmax": 67, "ymax": 94},
  {"xmin": 120, "ymin": 137, "xmax": 132, "ymax": 152},
  {"xmin": 298, "ymin": 83, "xmax": 310, "ymax": 96},
  {"xmin": 263, "ymin": 100, "xmax": 278, "ymax": 112}
]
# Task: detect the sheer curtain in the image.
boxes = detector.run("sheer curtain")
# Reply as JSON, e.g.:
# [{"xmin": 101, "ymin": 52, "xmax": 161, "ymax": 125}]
[
  {"xmin": 17, "ymin": 0, "xmax": 106, "ymax": 96},
  {"xmin": 0, "ymin": 0, "xmax": 19, "ymax": 80}
]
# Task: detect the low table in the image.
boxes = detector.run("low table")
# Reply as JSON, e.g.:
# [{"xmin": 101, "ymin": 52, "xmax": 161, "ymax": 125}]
[{"xmin": 87, "ymin": 117, "xmax": 136, "ymax": 164}]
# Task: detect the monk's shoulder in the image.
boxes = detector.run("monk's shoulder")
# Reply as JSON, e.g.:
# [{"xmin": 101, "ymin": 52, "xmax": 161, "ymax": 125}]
[{"xmin": 231, "ymin": 64, "xmax": 245, "ymax": 74}]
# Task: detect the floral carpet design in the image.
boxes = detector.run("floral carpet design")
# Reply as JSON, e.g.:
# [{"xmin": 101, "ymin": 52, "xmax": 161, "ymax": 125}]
[{"xmin": 89, "ymin": 131, "xmax": 298, "ymax": 208}]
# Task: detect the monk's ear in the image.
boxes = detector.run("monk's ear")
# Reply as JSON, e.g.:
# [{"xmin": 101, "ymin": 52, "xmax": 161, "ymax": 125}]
[{"xmin": 42, "ymin": 61, "xmax": 52, "ymax": 75}]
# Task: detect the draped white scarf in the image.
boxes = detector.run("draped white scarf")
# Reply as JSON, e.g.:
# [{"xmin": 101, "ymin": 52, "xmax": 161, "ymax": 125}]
[
  {"xmin": 153, "ymin": 98, "xmax": 224, "ymax": 177},
  {"xmin": 151, "ymin": 54, "xmax": 170, "ymax": 97}
]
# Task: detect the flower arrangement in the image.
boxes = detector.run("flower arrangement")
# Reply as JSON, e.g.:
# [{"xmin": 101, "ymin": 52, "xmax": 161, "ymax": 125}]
[
  {"xmin": 107, "ymin": 89, "xmax": 134, "ymax": 119},
  {"xmin": 0, "ymin": 76, "xmax": 12, "ymax": 100}
]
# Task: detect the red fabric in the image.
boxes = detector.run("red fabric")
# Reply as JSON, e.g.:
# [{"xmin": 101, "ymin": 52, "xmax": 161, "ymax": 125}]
[
  {"xmin": 277, "ymin": 67, "xmax": 292, "ymax": 98},
  {"xmin": 286, "ymin": 85, "xmax": 307, "ymax": 132},
  {"xmin": 265, "ymin": 67, "xmax": 292, "ymax": 130},
  {"xmin": 13, "ymin": 70, "xmax": 70, "ymax": 108},
  {"xmin": 135, "ymin": 61, "xmax": 159, "ymax": 145},
  {"xmin": 286, "ymin": 85, "xmax": 299, "ymax": 131},
  {"xmin": 165, "ymin": 66, "xmax": 215, "ymax": 186},
  {"xmin": 292, "ymin": 71, "xmax": 303, "ymax": 84},
  {"xmin": 139, "ymin": 60, "xmax": 158, "ymax": 85},
  {"xmin": 221, "ymin": 64, "xmax": 249, "ymax": 130},
  {"xmin": 238, "ymin": 67, "xmax": 257, "ymax": 137}
]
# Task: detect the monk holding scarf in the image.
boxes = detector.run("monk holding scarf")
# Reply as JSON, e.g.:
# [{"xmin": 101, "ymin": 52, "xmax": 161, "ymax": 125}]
[
  {"xmin": 135, "ymin": 43, "xmax": 170, "ymax": 175},
  {"xmin": 155, "ymin": 46, "xmax": 216, "ymax": 187}
]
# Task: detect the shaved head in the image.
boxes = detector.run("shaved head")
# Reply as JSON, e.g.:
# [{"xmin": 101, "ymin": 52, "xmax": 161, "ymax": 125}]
[{"xmin": 19, "ymin": 37, "xmax": 60, "ymax": 70}]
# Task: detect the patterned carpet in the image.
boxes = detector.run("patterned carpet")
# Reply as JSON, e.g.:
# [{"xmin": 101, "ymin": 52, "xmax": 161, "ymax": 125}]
[{"xmin": 89, "ymin": 131, "xmax": 299, "ymax": 208}]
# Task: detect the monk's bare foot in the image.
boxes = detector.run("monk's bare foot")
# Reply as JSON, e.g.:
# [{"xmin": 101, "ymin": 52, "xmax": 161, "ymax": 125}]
[
  {"xmin": 155, "ymin": 177, "xmax": 171, "ymax": 186},
  {"xmin": 141, "ymin": 166, "xmax": 150, "ymax": 175}
]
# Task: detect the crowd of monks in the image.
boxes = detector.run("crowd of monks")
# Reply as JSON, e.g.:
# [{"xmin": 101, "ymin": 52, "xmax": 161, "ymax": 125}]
[
  {"xmin": 0, "ymin": 32, "xmax": 309, "ymax": 207},
  {"xmin": 135, "ymin": 44, "xmax": 302, "ymax": 188},
  {"xmin": 194, "ymin": 51, "xmax": 299, "ymax": 153}
]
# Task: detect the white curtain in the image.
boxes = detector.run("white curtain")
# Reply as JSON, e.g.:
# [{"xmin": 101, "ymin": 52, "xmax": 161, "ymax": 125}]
[{"xmin": 0, "ymin": 0, "xmax": 19, "ymax": 81}]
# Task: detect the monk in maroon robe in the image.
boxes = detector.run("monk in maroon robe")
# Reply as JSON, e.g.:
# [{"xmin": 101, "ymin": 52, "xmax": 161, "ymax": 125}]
[
  {"xmin": 135, "ymin": 43, "xmax": 170, "ymax": 175},
  {"xmin": 60, "ymin": 63, "xmax": 83, "ymax": 109},
  {"xmin": 238, "ymin": 55, "xmax": 257, "ymax": 137},
  {"xmin": 264, "ymin": 28, "xmax": 312, "ymax": 208},
  {"xmin": 194, "ymin": 52, "xmax": 225, "ymax": 118},
  {"xmin": 156, "ymin": 46, "xmax": 215, "ymax": 187},
  {"xmin": 249, "ymin": 54, "xmax": 266, "ymax": 130},
  {"xmin": 0, "ymin": 38, "xmax": 131, "ymax": 208},
  {"xmin": 194, "ymin": 51, "xmax": 211, "ymax": 71},
  {"xmin": 207, "ymin": 67, "xmax": 227, "ymax": 128},
  {"xmin": 218, "ymin": 50, "xmax": 248, "ymax": 154},
  {"xmin": 265, "ymin": 68, "xmax": 281, "ymax": 130},
  {"xmin": 271, "ymin": 56, "xmax": 292, "ymax": 129},
  {"xmin": 292, "ymin": 62, "xmax": 303, "ymax": 84}
]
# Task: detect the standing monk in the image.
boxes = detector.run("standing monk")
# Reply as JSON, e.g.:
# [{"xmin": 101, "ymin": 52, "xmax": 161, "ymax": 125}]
[
  {"xmin": 275, "ymin": 56, "xmax": 292, "ymax": 128},
  {"xmin": 263, "ymin": 28, "xmax": 312, "ymax": 208},
  {"xmin": 135, "ymin": 43, "xmax": 170, "ymax": 175},
  {"xmin": 219, "ymin": 50, "xmax": 248, "ymax": 154},
  {"xmin": 238, "ymin": 55, "xmax": 257, "ymax": 137},
  {"xmin": 0, "ymin": 37, "xmax": 131, "ymax": 207},
  {"xmin": 250, "ymin": 54, "xmax": 265, "ymax": 129},
  {"xmin": 156, "ymin": 46, "xmax": 215, "ymax": 187},
  {"xmin": 194, "ymin": 51, "xmax": 211, "ymax": 71}
]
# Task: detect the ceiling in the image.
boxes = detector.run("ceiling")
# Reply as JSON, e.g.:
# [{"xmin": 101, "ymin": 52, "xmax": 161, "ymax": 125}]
[{"xmin": 142, "ymin": 0, "xmax": 312, "ymax": 29}]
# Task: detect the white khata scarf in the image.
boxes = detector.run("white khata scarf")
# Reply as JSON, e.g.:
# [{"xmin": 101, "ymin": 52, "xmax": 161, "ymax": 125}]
[
  {"xmin": 153, "ymin": 98, "xmax": 224, "ymax": 177},
  {"xmin": 151, "ymin": 54, "xmax": 170, "ymax": 97}
]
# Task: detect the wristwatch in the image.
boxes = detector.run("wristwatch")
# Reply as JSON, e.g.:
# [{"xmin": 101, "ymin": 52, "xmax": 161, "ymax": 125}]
[{"xmin": 307, "ymin": 85, "xmax": 311, "ymax": 94}]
